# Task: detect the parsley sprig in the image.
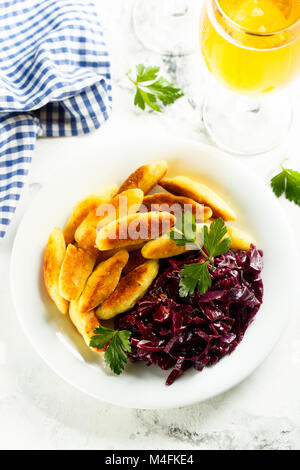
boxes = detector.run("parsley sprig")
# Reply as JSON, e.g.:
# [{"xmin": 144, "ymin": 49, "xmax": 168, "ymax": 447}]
[
  {"xmin": 90, "ymin": 325, "xmax": 131, "ymax": 375},
  {"xmin": 127, "ymin": 64, "xmax": 183, "ymax": 112},
  {"xmin": 169, "ymin": 213, "xmax": 231, "ymax": 297},
  {"xmin": 271, "ymin": 164, "xmax": 300, "ymax": 206}
]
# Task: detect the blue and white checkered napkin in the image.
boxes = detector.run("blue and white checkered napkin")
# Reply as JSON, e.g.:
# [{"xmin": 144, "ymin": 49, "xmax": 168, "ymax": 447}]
[{"xmin": 0, "ymin": 0, "xmax": 112, "ymax": 238}]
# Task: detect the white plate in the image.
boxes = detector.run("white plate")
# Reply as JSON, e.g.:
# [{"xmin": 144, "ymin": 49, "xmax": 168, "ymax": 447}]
[{"xmin": 10, "ymin": 136, "xmax": 297, "ymax": 409}]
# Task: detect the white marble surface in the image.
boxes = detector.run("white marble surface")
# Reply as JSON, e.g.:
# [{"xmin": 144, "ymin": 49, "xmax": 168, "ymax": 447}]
[{"xmin": 1, "ymin": 0, "xmax": 300, "ymax": 450}]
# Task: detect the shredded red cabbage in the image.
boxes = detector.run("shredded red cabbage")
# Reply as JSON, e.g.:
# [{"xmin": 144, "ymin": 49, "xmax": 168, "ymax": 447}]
[{"xmin": 115, "ymin": 245, "xmax": 263, "ymax": 385}]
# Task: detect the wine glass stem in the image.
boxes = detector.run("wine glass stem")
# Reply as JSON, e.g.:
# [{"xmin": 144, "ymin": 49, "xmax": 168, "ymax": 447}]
[{"xmin": 202, "ymin": 86, "xmax": 293, "ymax": 155}]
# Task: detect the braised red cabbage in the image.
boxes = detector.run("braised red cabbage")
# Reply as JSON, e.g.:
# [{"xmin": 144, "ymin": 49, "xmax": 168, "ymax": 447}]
[{"xmin": 116, "ymin": 245, "xmax": 263, "ymax": 385}]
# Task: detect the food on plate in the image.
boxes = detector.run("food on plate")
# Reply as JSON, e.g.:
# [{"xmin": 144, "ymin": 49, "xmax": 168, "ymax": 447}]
[
  {"xmin": 59, "ymin": 244, "xmax": 96, "ymax": 301},
  {"xmin": 43, "ymin": 160, "xmax": 263, "ymax": 385},
  {"xmin": 89, "ymin": 325, "xmax": 131, "ymax": 374},
  {"xmin": 226, "ymin": 226, "xmax": 254, "ymax": 251},
  {"xmin": 141, "ymin": 224, "xmax": 254, "ymax": 259},
  {"xmin": 63, "ymin": 185, "xmax": 118, "ymax": 245},
  {"xmin": 69, "ymin": 300, "xmax": 103, "ymax": 353},
  {"xmin": 43, "ymin": 227, "xmax": 69, "ymax": 314},
  {"xmin": 159, "ymin": 176, "xmax": 236, "ymax": 221},
  {"xmin": 75, "ymin": 188, "xmax": 144, "ymax": 254},
  {"xmin": 116, "ymin": 245, "xmax": 263, "ymax": 385},
  {"xmin": 142, "ymin": 193, "xmax": 213, "ymax": 222},
  {"xmin": 117, "ymin": 160, "xmax": 168, "ymax": 194},
  {"xmin": 78, "ymin": 249, "xmax": 129, "ymax": 313},
  {"xmin": 95, "ymin": 211, "xmax": 176, "ymax": 251},
  {"xmin": 95, "ymin": 242, "xmax": 146, "ymax": 263},
  {"xmin": 96, "ymin": 260, "xmax": 159, "ymax": 320},
  {"xmin": 122, "ymin": 249, "xmax": 146, "ymax": 276},
  {"xmin": 142, "ymin": 234, "xmax": 187, "ymax": 259}
]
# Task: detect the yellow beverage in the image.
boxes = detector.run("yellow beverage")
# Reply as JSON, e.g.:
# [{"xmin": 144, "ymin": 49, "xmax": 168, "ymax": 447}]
[{"xmin": 200, "ymin": 0, "xmax": 300, "ymax": 95}]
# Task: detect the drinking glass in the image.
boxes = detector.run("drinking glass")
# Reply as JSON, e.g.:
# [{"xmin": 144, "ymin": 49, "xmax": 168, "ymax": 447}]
[
  {"xmin": 199, "ymin": 0, "xmax": 300, "ymax": 155},
  {"xmin": 133, "ymin": 0, "xmax": 200, "ymax": 56}
]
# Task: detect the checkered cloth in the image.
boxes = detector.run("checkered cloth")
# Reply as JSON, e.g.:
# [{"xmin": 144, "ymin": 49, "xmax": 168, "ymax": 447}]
[{"xmin": 0, "ymin": 0, "xmax": 112, "ymax": 238}]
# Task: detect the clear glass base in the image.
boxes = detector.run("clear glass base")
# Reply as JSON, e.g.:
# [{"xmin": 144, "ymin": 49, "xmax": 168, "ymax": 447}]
[
  {"xmin": 132, "ymin": 0, "xmax": 200, "ymax": 56},
  {"xmin": 203, "ymin": 87, "xmax": 293, "ymax": 156}
]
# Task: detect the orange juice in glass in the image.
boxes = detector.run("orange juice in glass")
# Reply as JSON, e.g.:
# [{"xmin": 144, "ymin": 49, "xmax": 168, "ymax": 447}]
[{"xmin": 199, "ymin": 1, "xmax": 300, "ymax": 155}]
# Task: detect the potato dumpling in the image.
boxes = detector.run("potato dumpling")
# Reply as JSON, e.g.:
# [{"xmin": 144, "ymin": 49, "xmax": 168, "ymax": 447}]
[
  {"xmin": 95, "ymin": 242, "xmax": 146, "ymax": 264},
  {"xmin": 159, "ymin": 176, "xmax": 236, "ymax": 221},
  {"xmin": 141, "ymin": 234, "xmax": 187, "ymax": 259},
  {"xmin": 121, "ymin": 249, "xmax": 146, "ymax": 277},
  {"xmin": 117, "ymin": 161, "xmax": 168, "ymax": 195},
  {"xmin": 142, "ymin": 192, "xmax": 212, "ymax": 222},
  {"xmin": 63, "ymin": 184, "xmax": 118, "ymax": 245},
  {"xmin": 95, "ymin": 211, "xmax": 176, "ymax": 251},
  {"xmin": 96, "ymin": 260, "xmax": 159, "ymax": 320},
  {"xmin": 59, "ymin": 244, "xmax": 96, "ymax": 301},
  {"xmin": 75, "ymin": 188, "xmax": 144, "ymax": 254},
  {"xmin": 226, "ymin": 226, "xmax": 254, "ymax": 251},
  {"xmin": 78, "ymin": 249, "xmax": 129, "ymax": 313},
  {"xmin": 69, "ymin": 300, "xmax": 103, "ymax": 354},
  {"xmin": 142, "ymin": 224, "xmax": 254, "ymax": 259},
  {"xmin": 43, "ymin": 227, "xmax": 69, "ymax": 314}
]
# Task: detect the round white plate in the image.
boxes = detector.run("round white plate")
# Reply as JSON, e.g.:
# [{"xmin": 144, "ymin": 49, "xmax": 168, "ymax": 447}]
[{"xmin": 10, "ymin": 136, "xmax": 297, "ymax": 409}]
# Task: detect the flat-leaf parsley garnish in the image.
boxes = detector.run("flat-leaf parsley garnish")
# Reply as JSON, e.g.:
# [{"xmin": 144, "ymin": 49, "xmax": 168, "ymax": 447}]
[
  {"xmin": 169, "ymin": 213, "xmax": 231, "ymax": 297},
  {"xmin": 90, "ymin": 325, "xmax": 131, "ymax": 375},
  {"xmin": 271, "ymin": 165, "xmax": 300, "ymax": 206},
  {"xmin": 127, "ymin": 64, "xmax": 183, "ymax": 112}
]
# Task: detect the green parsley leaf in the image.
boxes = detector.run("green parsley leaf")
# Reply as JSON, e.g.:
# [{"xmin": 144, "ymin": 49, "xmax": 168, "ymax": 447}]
[
  {"xmin": 179, "ymin": 261, "xmax": 212, "ymax": 297},
  {"xmin": 179, "ymin": 263, "xmax": 203, "ymax": 297},
  {"xmin": 117, "ymin": 330, "xmax": 132, "ymax": 353},
  {"xmin": 104, "ymin": 335, "xmax": 128, "ymax": 375},
  {"xmin": 169, "ymin": 211, "xmax": 198, "ymax": 247},
  {"xmin": 201, "ymin": 218, "xmax": 231, "ymax": 258},
  {"xmin": 197, "ymin": 262, "xmax": 212, "ymax": 295},
  {"xmin": 127, "ymin": 64, "xmax": 183, "ymax": 112},
  {"xmin": 135, "ymin": 65, "xmax": 160, "ymax": 82},
  {"xmin": 90, "ymin": 325, "xmax": 132, "ymax": 375},
  {"xmin": 89, "ymin": 325, "xmax": 115, "ymax": 349},
  {"xmin": 179, "ymin": 210, "xmax": 197, "ymax": 242},
  {"xmin": 271, "ymin": 166, "xmax": 300, "ymax": 206},
  {"xmin": 134, "ymin": 88, "xmax": 145, "ymax": 110},
  {"xmin": 168, "ymin": 213, "xmax": 231, "ymax": 297}
]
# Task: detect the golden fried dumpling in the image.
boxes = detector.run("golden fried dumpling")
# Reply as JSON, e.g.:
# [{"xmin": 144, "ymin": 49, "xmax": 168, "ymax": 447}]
[
  {"xmin": 78, "ymin": 250, "xmax": 129, "ymax": 313},
  {"xmin": 95, "ymin": 211, "xmax": 176, "ymax": 251},
  {"xmin": 141, "ymin": 234, "xmax": 186, "ymax": 259},
  {"xmin": 43, "ymin": 227, "xmax": 69, "ymax": 314},
  {"xmin": 117, "ymin": 161, "xmax": 168, "ymax": 195},
  {"xmin": 63, "ymin": 184, "xmax": 118, "ymax": 245},
  {"xmin": 121, "ymin": 249, "xmax": 146, "ymax": 277},
  {"xmin": 69, "ymin": 300, "xmax": 103, "ymax": 354},
  {"xmin": 142, "ymin": 192, "xmax": 212, "ymax": 222},
  {"xmin": 95, "ymin": 242, "xmax": 146, "ymax": 264},
  {"xmin": 226, "ymin": 226, "xmax": 254, "ymax": 251},
  {"xmin": 96, "ymin": 260, "xmax": 159, "ymax": 319},
  {"xmin": 159, "ymin": 176, "xmax": 236, "ymax": 221},
  {"xmin": 75, "ymin": 188, "xmax": 144, "ymax": 253},
  {"xmin": 141, "ymin": 224, "xmax": 254, "ymax": 259},
  {"xmin": 59, "ymin": 244, "xmax": 96, "ymax": 301}
]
